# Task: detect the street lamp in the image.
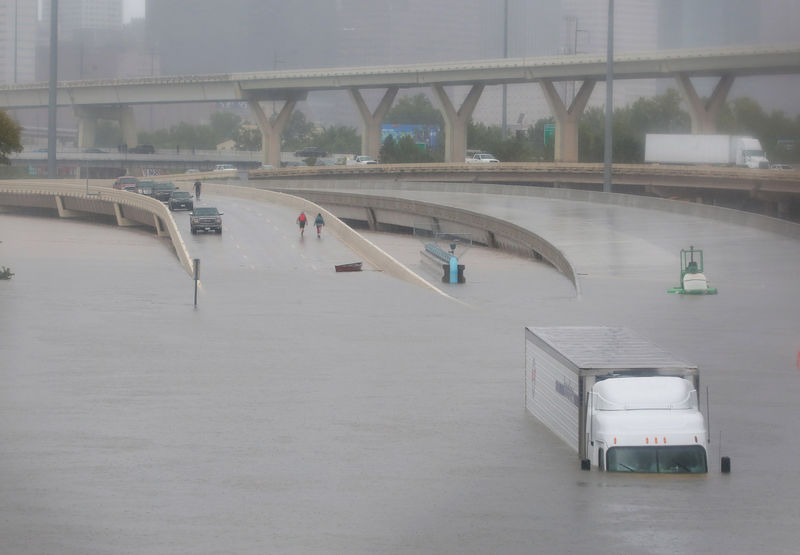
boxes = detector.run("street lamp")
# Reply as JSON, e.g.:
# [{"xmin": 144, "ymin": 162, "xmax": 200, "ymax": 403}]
[
  {"xmin": 48, "ymin": 0, "xmax": 59, "ymax": 178},
  {"xmin": 603, "ymin": 0, "xmax": 614, "ymax": 193}
]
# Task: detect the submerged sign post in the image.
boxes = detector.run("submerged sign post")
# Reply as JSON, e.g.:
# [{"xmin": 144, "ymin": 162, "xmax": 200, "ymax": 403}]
[{"xmin": 193, "ymin": 258, "xmax": 200, "ymax": 307}]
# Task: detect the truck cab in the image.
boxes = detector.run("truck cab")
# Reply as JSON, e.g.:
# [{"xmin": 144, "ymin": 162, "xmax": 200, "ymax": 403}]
[{"xmin": 587, "ymin": 376, "xmax": 708, "ymax": 473}]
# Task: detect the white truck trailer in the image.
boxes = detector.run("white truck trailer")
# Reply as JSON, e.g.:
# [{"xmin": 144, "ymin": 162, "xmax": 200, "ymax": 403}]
[
  {"xmin": 525, "ymin": 326, "xmax": 712, "ymax": 473},
  {"xmin": 644, "ymin": 133, "xmax": 769, "ymax": 168}
]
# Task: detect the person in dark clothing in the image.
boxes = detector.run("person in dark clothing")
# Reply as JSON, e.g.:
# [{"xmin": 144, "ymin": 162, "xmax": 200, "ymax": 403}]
[
  {"xmin": 314, "ymin": 213, "xmax": 325, "ymax": 238},
  {"xmin": 194, "ymin": 180, "xmax": 201, "ymax": 199}
]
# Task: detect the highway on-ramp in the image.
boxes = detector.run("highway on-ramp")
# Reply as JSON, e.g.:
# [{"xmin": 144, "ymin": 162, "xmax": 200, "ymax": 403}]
[{"xmin": 1, "ymin": 186, "xmax": 799, "ymax": 554}]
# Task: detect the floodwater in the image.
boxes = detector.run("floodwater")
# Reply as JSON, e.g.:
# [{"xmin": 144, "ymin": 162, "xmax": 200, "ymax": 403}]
[{"xmin": 1, "ymin": 190, "xmax": 799, "ymax": 554}]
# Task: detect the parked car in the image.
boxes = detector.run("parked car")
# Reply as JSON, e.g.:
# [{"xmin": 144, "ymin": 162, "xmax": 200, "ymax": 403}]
[
  {"xmin": 151, "ymin": 182, "xmax": 177, "ymax": 202},
  {"xmin": 295, "ymin": 146, "xmax": 328, "ymax": 158},
  {"xmin": 770, "ymin": 163, "xmax": 794, "ymax": 170},
  {"xmin": 184, "ymin": 168, "xmax": 200, "ymax": 174},
  {"xmin": 353, "ymin": 155, "xmax": 377, "ymax": 165},
  {"xmin": 213, "ymin": 164, "xmax": 237, "ymax": 172},
  {"xmin": 130, "ymin": 144, "xmax": 156, "ymax": 154},
  {"xmin": 259, "ymin": 164, "xmax": 275, "ymax": 170},
  {"xmin": 113, "ymin": 176, "xmax": 139, "ymax": 190},
  {"xmin": 168, "ymin": 191, "xmax": 194, "ymax": 211},
  {"xmin": 315, "ymin": 159, "xmax": 336, "ymax": 166},
  {"xmin": 190, "ymin": 207, "xmax": 223, "ymax": 234},
  {"xmin": 83, "ymin": 148, "xmax": 106, "ymax": 153},
  {"xmin": 281, "ymin": 161, "xmax": 308, "ymax": 167}
]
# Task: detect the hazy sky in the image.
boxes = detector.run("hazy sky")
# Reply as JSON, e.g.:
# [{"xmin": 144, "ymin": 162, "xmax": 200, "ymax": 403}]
[{"xmin": 124, "ymin": 0, "xmax": 145, "ymax": 22}]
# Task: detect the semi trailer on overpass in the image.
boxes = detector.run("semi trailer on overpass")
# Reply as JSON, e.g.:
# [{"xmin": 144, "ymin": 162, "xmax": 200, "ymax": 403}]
[{"xmin": 645, "ymin": 134, "xmax": 770, "ymax": 168}]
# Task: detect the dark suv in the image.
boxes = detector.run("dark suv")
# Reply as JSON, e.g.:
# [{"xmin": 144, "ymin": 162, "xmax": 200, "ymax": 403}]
[
  {"xmin": 295, "ymin": 146, "xmax": 328, "ymax": 158},
  {"xmin": 151, "ymin": 182, "xmax": 177, "ymax": 202},
  {"xmin": 168, "ymin": 191, "xmax": 193, "ymax": 211},
  {"xmin": 130, "ymin": 144, "xmax": 156, "ymax": 154},
  {"xmin": 190, "ymin": 207, "xmax": 223, "ymax": 234}
]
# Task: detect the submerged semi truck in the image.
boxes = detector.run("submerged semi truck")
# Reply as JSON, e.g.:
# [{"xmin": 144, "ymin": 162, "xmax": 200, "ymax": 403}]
[
  {"xmin": 644, "ymin": 134, "xmax": 769, "ymax": 168},
  {"xmin": 525, "ymin": 326, "xmax": 712, "ymax": 473}
]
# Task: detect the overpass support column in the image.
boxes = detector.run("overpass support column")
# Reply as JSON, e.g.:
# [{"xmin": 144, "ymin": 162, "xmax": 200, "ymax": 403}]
[
  {"xmin": 119, "ymin": 106, "xmax": 138, "ymax": 149},
  {"xmin": 433, "ymin": 84, "xmax": 484, "ymax": 163},
  {"xmin": 74, "ymin": 105, "xmax": 138, "ymax": 149},
  {"xmin": 675, "ymin": 73, "xmax": 734, "ymax": 134},
  {"xmin": 249, "ymin": 100, "xmax": 296, "ymax": 168},
  {"xmin": 349, "ymin": 87, "xmax": 398, "ymax": 159},
  {"xmin": 540, "ymin": 79, "xmax": 595, "ymax": 163},
  {"xmin": 75, "ymin": 110, "xmax": 98, "ymax": 150}
]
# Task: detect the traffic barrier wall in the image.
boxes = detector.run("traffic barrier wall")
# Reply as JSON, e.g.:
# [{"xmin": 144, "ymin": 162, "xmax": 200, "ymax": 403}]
[
  {"xmin": 0, "ymin": 181, "xmax": 194, "ymax": 276},
  {"xmin": 261, "ymin": 178, "xmax": 800, "ymax": 239},
  {"xmin": 197, "ymin": 182, "xmax": 448, "ymax": 296}
]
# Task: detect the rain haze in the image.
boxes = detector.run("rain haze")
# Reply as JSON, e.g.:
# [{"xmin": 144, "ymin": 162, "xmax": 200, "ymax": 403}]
[{"xmin": 2, "ymin": 1, "xmax": 800, "ymax": 554}]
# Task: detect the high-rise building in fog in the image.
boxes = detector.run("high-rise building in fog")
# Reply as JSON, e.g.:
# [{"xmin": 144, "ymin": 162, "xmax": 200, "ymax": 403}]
[
  {"xmin": 41, "ymin": 0, "xmax": 123, "ymax": 41},
  {"xmin": 0, "ymin": 0, "xmax": 38, "ymax": 84}
]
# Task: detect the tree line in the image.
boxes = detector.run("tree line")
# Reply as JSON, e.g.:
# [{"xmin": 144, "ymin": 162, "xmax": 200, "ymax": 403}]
[{"xmin": 2, "ymin": 90, "xmax": 799, "ymax": 164}]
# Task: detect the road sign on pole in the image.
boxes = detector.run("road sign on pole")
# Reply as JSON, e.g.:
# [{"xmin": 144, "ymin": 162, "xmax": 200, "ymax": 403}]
[{"xmin": 544, "ymin": 123, "xmax": 555, "ymax": 145}]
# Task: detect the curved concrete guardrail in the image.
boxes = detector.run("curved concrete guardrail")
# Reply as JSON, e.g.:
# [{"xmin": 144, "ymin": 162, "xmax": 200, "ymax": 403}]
[
  {"xmin": 196, "ymin": 182, "xmax": 448, "ymax": 296},
  {"xmin": 0, "ymin": 179, "xmax": 447, "ymax": 296},
  {"xmin": 0, "ymin": 181, "xmax": 195, "ymax": 276},
  {"xmin": 165, "ymin": 174, "xmax": 578, "ymax": 291}
]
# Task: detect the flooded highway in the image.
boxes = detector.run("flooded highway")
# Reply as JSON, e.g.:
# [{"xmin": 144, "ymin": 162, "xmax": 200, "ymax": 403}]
[{"xmin": 1, "ymin": 188, "xmax": 800, "ymax": 554}]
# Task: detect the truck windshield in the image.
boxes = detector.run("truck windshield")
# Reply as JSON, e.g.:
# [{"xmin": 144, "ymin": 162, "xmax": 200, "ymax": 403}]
[{"xmin": 606, "ymin": 446, "xmax": 707, "ymax": 473}]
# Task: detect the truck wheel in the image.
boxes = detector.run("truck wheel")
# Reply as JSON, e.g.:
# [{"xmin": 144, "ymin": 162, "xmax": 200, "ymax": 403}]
[
  {"xmin": 721, "ymin": 456, "xmax": 731, "ymax": 473},
  {"xmin": 580, "ymin": 459, "xmax": 591, "ymax": 471}
]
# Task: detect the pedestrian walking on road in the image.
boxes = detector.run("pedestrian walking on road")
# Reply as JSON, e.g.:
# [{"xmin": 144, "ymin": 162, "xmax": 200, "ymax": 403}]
[
  {"xmin": 194, "ymin": 180, "xmax": 201, "ymax": 200},
  {"xmin": 297, "ymin": 211, "xmax": 308, "ymax": 237},
  {"xmin": 314, "ymin": 213, "xmax": 325, "ymax": 238}
]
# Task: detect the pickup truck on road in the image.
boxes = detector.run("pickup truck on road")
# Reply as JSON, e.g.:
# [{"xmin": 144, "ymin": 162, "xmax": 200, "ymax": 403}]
[{"xmin": 465, "ymin": 153, "xmax": 499, "ymax": 163}]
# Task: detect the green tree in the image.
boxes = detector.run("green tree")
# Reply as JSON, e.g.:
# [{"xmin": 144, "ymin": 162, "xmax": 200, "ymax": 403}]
[
  {"xmin": 236, "ymin": 126, "xmax": 262, "ymax": 151},
  {"xmin": 384, "ymin": 93, "xmax": 445, "ymax": 127},
  {"xmin": 0, "ymin": 110, "xmax": 22, "ymax": 164},
  {"xmin": 282, "ymin": 110, "xmax": 315, "ymax": 150},
  {"xmin": 380, "ymin": 134, "xmax": 435, "ymax": 163},
  {"xmin": 316, "ymin": 124, "xmax": 361, "ymax": 154},
  {"xmin": 466, "ymin": 121, "xmax": 540, "ymax": 162},
  {"xmin": 209, "ymin": 112, "xmax": 242, "ymax": 144}
]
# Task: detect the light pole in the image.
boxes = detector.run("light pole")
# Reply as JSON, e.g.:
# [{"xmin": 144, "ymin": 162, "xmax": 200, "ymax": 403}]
[
  {"xmin": 47, "ymin": 0, "xmax": 59, "ymax": 178},
  {"xmin": 501, "ymin": 0, "xmax": 508, "ymax": 140},
  {"xmin": 603, "ymin": 0, "xmax": 614, "ymax": 193}
]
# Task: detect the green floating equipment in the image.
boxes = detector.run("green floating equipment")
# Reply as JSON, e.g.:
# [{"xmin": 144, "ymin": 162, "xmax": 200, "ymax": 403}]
[{"xmin": 667, "ymin": 246, "xmax": 718, "ymax": 295}]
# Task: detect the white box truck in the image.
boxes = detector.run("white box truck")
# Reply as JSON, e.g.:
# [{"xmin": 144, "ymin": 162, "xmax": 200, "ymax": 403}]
[
  {"xmin": 645, "ymin": 133, "xmax": 769, "ymax": 168},
  {"xmin": 525, "ymin": 326, "xmax": 712, "ymax": 473}
]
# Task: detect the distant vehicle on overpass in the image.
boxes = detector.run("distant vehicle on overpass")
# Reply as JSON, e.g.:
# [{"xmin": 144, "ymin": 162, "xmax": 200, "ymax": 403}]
[
  {"xmin": 466, "ymin": 152, "xmax": 499, "ymax": 163},
  {"xmin": 645, "ymin": 134, "xmax": 770, "ymax": 168}
]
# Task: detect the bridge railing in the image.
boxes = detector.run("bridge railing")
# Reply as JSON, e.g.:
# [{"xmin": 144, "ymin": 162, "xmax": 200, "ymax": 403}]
[{"xmin": 0, "ymin": 181, "xmax": 195, "ymax": 276}]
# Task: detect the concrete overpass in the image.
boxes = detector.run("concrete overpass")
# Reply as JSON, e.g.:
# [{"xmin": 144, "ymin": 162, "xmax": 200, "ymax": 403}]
[{"xmin": 2, "ymin": 44, "xmax": 799, "ymax": 166}]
